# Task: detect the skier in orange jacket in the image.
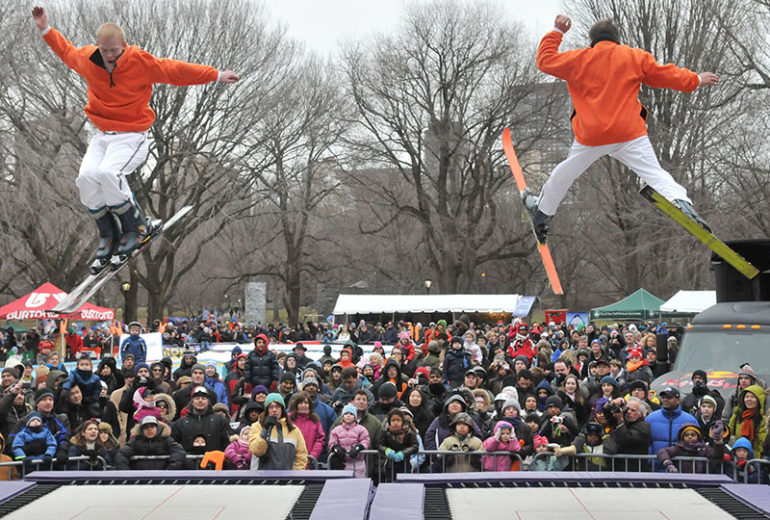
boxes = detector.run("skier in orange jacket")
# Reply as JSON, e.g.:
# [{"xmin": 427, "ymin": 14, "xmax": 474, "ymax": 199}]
[
  {"xmin": 32, "ymin": 6, "xmax": 239, "ymax": 271},
  {"xmin": 526, "ymin": 15, "xmax": 718, "ymax": 242}
]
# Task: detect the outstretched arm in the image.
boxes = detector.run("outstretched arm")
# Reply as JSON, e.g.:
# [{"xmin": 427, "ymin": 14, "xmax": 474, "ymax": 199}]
[
  {"xmin": 31, "ymin": 6, "xmax": 48, "ymax": 31},
  {"xmin": 219, "ymin": 70, "xmax": 239, "ymax": 84},
  {"xmin": 698, "ymin": 72, "xmax": 719, "ymax": 86}
]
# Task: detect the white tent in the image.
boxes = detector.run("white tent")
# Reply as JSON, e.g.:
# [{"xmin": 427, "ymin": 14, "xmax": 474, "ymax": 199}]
[
  {"xmin": 659, "ymin": 290, "xmax": 716, "ymax": 314},
  {"xmin": 332, "ymin": 294, "xmax": 522, "ymax": 315}
]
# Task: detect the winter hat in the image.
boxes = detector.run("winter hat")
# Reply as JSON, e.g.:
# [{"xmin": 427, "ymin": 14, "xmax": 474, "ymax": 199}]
[
  {"xmin": 628, "ymin": 380, "xmax": 648, "ymax": 394},
  {"xmin": 34, "ymin": 388, "xmax": 55, "ymax": 405},
  {"xmin": 738, "ymin": 364, "xmax": 757, "ymax": 382},
  {"xmin": 264, "ymin": 393, "xmax": 285, "ymax": 410},
  {"xmin": 628, "ymin": 348, "xmax": 643, "ymax": 360},
  {"xmin": 378, "ymin": 382, "xmax": 397, "ymax": 400},
  {"xmin": 545, "ymin": 395, "xmax": 563, "ymax": 410},
  {"xmin": 252, "ymin": 385, "xmax": 269, "ymax": 398},
  {"xmin": 699, "ymin": 395, "xmax": 717, "ymax": 409},
  {"xmin": 134, "ymin": 362, "xmax": 150, "ymax": 374},
  {"xmin": 140, "ymin": 415, "xmax": 159, "ymax": 428},
  {"xmin": 493, "ymin": 420, "xmax": 513, "ymax": 441},
  {"xmin": 443, "ymin": 393, "xmax": 467, "ymax": 411},
  {"xmin": 280, "ymin": 372, "xmax": 296, "ymax": 384},
  {"xmin": 398, "ymin": 331, "xmax": 410, "ymax": 340},
  {"xmin": 342, "ymin": 403, "xmax": 358, "ymax": 417},
  {"xmin": 212, "ymin": 403, "xmax": 229, "ymax": 415},
  {"xmin": 450, "ymin": 412, "xmax": 474, "ymax": 428},
  {"xmin": 514, "ymin": 355, "xmax": 530, "ymax": 368},
  {"xmin": 176, "ymin": 376, "xmax": 192, "ymax": 389},
  {"xmin": 593, "ymin": 397, "xmax": 609, "ymax": 415},
  {"xmin": 1, "ymin": 366, "xmax": 18, "ymax": 378},
  {"xmin": 25, "ymin": 412, "xmax": 43, "ymax": 427},
  {"xmin": 450, "ymin": 336, "xmax": 464, "ymax": 347},
  {"xmin": 533, "ymin": 434, "xmax": 549, "ymax": 448},
  {"xmin": 501, "ymin": 386, "xmax": 520, "ymax": 401},
  {"xmin": 502, "ymin": 397, "xmax": 521, "ymax": 414},
  {"xmin": 191, "ymin": 363, "xmax": 206, "ymax": 374},
  {"xmin": 600, "ymin": 376, "xmax": 619, "ymax": 389},
  {"xmin": 494, "ymin": 392, "xmax": 509, "ymax": 404},
  {"xmin": 677, "ymin": 424, "xmax": 702, "ymax": 442},
  {"xmin": 692, "ymin": 369, "xmax": 708, "ymax": 382},
  {"xmin": 323, "ymin": 344, "xmax": 332, "ymax": 355},
  {"xmin": 301, "ymin": 377, "xmax": 319, "ymax": 389}
]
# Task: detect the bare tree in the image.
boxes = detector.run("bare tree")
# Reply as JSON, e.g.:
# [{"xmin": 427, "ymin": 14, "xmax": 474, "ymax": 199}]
[{"xmin": 342, "ymin": 0, "xmax": 563, "ymax": 294}]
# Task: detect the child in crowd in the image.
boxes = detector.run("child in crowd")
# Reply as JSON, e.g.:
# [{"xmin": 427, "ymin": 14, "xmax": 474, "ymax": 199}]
[
  {"xmin": 12, "ymin": 412, "xmax": 57, "ymax": 469},
  {"xmin": 658, "ymin": 423, "xmax": 725, "ymax": 473},
  {"xmin": 729, "ymin": 437, "xmax": 766, "ymax": 484},
  {"xmin": 379, "ymin": 408, "xmax": 419, "ymax": 481},
  {"xmin": 554, "ymin": 422, "xmax": 606, "ymax": 471},
  {"xmin": 225, "ymin": 426, "xmax": 252, "ymax": 470},
  {"xmin": 528, "ymin": 434, "xmax": 564, "ymax": 471},
  {"xmin": 436, "ymin": 412, "xmax": 484, "ymax": 472},
  {"xmin": 328, "ymin": 404, "xmax": 370, "ymax": 477},
  {"xmin": 482, "ymin": 421, "xmax": 521, "ymax": 471}
]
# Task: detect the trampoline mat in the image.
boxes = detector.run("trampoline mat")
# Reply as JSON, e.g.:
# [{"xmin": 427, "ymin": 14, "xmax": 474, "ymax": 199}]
[
  {"xmin": 446, "ymin": 487, "xmax": 737, "ymax": 520},
  {"xmin": 4, "ymin": 484, "xmax": 304, "ymax": 520}
]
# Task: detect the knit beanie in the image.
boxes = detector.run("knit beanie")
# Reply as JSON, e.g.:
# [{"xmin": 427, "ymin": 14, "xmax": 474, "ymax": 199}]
[
  {"xmin": 34, "ymin": 388, "xmax": 55, "ymax": 405},
  {"xmin": 533, "ymin": 434, "xmax": 549, "ymax": 448},
  {"xmin": 342, "ymin": 403, "xmax": 358, "ymax": 417},
  {"xmin": 264, "ymin": 393, "xmax": 285, "ymax": 410},
  {"xmin": 191, "ymin": 363, "xmax": 206, "ymax": 374},
  {"xmin": 450, "ymin": 412, "xmax": 474, "ymax": 428},
  {"xmin": 545, "ymin": 395, "xmax": 563, "ymax": 410},
  {"xmin": 301, "ymin": 377, "xmax": 319, "ymax": 389},
  {"xmin": 502, "ymin": 397, "xmax": 521, "ymax": 414},
  {"xmin": 678, "ymin": 424, "xmax": 702, "ymax": 442},
  {"xmin": 378, "ymin": 382, "xmax": 397, "ymax": 400},
  {"xmin": 600, "ymin": 376, "xmax": 619, "ymax": 389}
]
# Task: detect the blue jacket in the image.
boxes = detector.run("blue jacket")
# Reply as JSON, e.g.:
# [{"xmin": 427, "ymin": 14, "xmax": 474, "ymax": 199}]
[
  {"xmin": 313, "ymin": 396, "xmax": 338, "ymax": 437},
  {"xmin": 205, "ymin": 375, "xmax": 229, "ymax": 407},
  {"xmin": 120, "ymin": 335, "xmax": 147, "ymax": 363},
  {"xmin": 62, "ymin": 369, "xmax": 103, "ymax": 402},
  {"xmin": 12, "ymin": 426, "xmax": 57, "ymax": 458},
  {"xmin": 645, "ymin": 405, "xmax": 696, "ymax": 466}
]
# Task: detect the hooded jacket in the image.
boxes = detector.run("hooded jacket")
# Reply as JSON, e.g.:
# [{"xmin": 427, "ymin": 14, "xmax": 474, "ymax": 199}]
[
  {"xmin": 115, "ymin": 424, "xmax": 186, "ymax": 470},
  {"xmin": 645, "ymin": 405, "xmax": 697, "ymax": 465},
  {"xmin": 728, "ymin": 385, "xmax": 766, "ymax": 458},
  {"xmin": 244, "ymin": 335, "xmax": 281, "ymax": 388},
  {"xmin": 12, "ymin": 416, "xmax": 57, "ymax": 458},
  {"xmin": 248, "ymin": 417, "xmax": 308, "ymax": 471},
  {"xmin": 171, "ymin": 405, "xmax": 231, "ymax": 452},
  {"xmin": 423, "ymin": 394, "xmax": 482, "ymax": 450}
]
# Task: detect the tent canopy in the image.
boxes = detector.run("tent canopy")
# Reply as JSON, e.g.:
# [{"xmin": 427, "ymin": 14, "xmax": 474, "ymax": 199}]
[
  {"xmin": 0, "ymin": 282, "xmax": 115, "ymax": 321},
  {"xmin": 589, "ymin": 288, "xmax": 664, "ymax": 321},
  {"xmin": 333, "ymin": 294, "xmax": 522, "ymax": 315},
  {"xmin": 659, "ymin": 290, "xmax": 716, "ymax": 316}
]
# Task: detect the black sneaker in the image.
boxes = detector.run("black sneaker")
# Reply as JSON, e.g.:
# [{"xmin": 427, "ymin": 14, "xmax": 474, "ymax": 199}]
[{"xmin": 675, "ymin": 199, "xmax": 711, "ymax": 233}]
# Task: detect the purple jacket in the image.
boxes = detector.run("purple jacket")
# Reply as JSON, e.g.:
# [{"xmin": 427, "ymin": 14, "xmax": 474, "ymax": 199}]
[{"xmin": 291, "ymin": 413, "xmax": 326, "ymax": 460}]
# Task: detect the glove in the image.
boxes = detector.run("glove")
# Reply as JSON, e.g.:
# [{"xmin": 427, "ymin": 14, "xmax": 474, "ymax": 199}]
[
  {"xmin": 14, "ymin": 456, "xmax": 24, "ymax": 461},
  {"xmin": 663, "ymin": 460, "xmax": 678, "ymax": 473},
  {"xmin": 331, "ymin": 445, "xmax": 347, "ymax": 459},
  {"xmin": 710, "ymin": 420, "xmax": 725, "ymax": 441},
  {"xmin": 43, "ymin": 454, "xmax": 53, "ymax": 465},
  {"xmin": 385, "ymin": 448, "xmax": 396, "ymax": 460},
  {"xmin": 54, "ymin": 451, "xmax": 66, "ymax": 464},
  {"xmin": 393, "ymin": 451, "xmax": 405, "ymax": 462},
  {"xmin": 263, "ymin": 416, "xmax": 280, "ymax": 428},
  {"xmin": 348, "ymin": 444, "xmax": 364, "ymax": 458}
]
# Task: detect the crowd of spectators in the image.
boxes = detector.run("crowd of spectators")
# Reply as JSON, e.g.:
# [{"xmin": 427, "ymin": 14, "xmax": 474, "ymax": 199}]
[{"xmin": 0, "ymin": 316, "xmax": 766, "ymax": 483}]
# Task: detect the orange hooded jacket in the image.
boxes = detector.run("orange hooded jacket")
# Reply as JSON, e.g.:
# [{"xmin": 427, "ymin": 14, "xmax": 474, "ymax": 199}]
[
  {"xmin": 536, "ymin": 30, "xmax": 700, "ymax": 146},
  {"xmin": 42, "ymin": 28, "xmax": 219, "ymax": 132}
]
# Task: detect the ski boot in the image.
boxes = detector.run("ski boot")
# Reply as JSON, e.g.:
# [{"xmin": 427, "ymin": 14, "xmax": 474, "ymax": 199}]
[
  {"xmin": 674, "ymin": 199, "xmax": 711, "ymax": 233},
  {"xmin": 522, "ymin": 188, "xmax": 550, "ymax": 243},
  {"xmin": 90, "ymin": 211, "xmax": 120, "ymax": 274},
  {"xmin": 114, "ymin": 202, "xmax": 155, "ymax": 258}
]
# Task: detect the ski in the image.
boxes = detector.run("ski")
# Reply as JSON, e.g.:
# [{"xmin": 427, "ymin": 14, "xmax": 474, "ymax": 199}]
[
  {"xmin": 640, "ymin": 186, "xmax": 759, "ymax": 279},
  {"xmin": 501, "ymin": 127, "xmax": 564, "ymax": 295},
  {"xmin": 52, "ymin": 206, "xmax": 193, "ymax": 314}
]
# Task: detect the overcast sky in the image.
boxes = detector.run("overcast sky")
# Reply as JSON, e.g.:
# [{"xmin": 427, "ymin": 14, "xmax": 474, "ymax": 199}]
[{"xmin": 266, "ymin": 0, "xmax": 562, "ymax": 56}]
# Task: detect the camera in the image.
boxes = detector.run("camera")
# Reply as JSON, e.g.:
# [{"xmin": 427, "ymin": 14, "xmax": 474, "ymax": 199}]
[
  {"xmin": 552, "ymin": 416, "xmax": 563, "ymax": 424},
  {"xmin": 602, "ymin": 401, "xmax": 624, "ymax": 427}
]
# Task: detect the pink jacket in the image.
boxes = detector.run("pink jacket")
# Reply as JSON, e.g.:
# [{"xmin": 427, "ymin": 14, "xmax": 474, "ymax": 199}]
[
  {"xmin": 482, "ymin": 437, "xmax": 521, "ymax": 472},
  {"xmin": 329, "ymin": 422, "xmax": 370, "ymax": 477},
  {"xmin": 291, "ymin": 413, "xmax": 326, "ymax": 460},
  {"xmin": 224, "ymin": 439, "xmax": 251, "ymax": 470}
]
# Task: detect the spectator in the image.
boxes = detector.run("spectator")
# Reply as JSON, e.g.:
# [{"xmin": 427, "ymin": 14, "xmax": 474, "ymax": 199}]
[
  {"xmin": 646, "ymin": 386, "xmax": 696, "ymax": 470},
  {"xmin": 120, "ymin": 322, "xmax": 147, "ymax": 364},
  {"xmin": 61, "ymin": 356, "xmax": 102, "ymax": 403},
  {"xmin": 625, "ymin": 380, "xmax": 660, "ymax": 412},
  {"xmin": 694, "ymin": 395, "xmax": 723, "ymax": 442},
  {"xmin": 606, "ymin": 396, "xmax": 651, "ymax": 471},
  {"xmin": 244, "ymin": 334, "xmax": 281, "ymax": 391},
  {"xmin": 0, "ymin": 383, "xmax": 32, "ymax": 444},
  {"xmin": 404, "ymin": 387, "xmax": 436, "ymax": 437},
  {"xmin": 539, "ymin": 395, "xmax": 579, "ymax": 447},
  {"xmin": 292, "ymin": 344, "xmax": 312, "ymax": 369},
  {"xmin": 329, "ymin": 404, "xmax": 370, "ymax": 477},
  {"xmin": 728, "ymin": 384, "xmax": 766, "ymax": 459},
  {"xmin": 332, "ymin": 367, "xmax": 374, "ymax": 411},
  {"xmin": 278, "ymin": 372, "xmax": 297, "ymax": 402},
  {"xmin": 248, "ymin": 393, "xmax": 308, "ymax": 470},
  {"xmin": 378, "ymin": 408, "xmax": 418, "ymax": 481},
  {"xmin": 15, "ymin": 388, "xmax": 70, "ymax": 466},
  {"xmin": 67, "ymin": 419, "xmax": 111, "ymax": 470},
  {"xmin": 657, "ymin": 423, "xmax": 725, "ymax": 473},
  {"xmin": 436, "ymin": 412, "xmax": 484, "ymax": 472},
  {"xmin": 172, "ymin": 386, "xmax": 231, "ymax": 458},
  {"xmin": 424, "ymin": 394, "xmax": 482, "ymax": 451},
  {"xmin": 624, "ymin": 348, "xmax": 653, "ymax": 386},
  {"xmin": 115, "ymin": 416, "xmax": 186, "ymax": 470},
  {"xmin": 172, "ymin": 364, "xmax": 215, "ymax": 418},
  {"xmin": 729, "ymin": 437, "xmax": 765, "ymax": 484},
  {"xmin": 224, "ymin": 425, "xmax": 251, "ymax": 470},
  {"xmin": 225, "ymin": 353, "xmax": 251, "ymax": 417},
  {"xmin": 150, "ymin": 362, "xmax": 172, "ymax": 394},
  {"xmin": 288, "ymin": 392, "xmax": 325, "ymax": 464},
  {"xmin": 681, "ymin": 370, "xmax": 725, "ymax": 419},
  {"xmin": 172, "ymin": 350, "xmax": 197, "ymax": 381},
  {"xmin": 482, "ymin": 421, "xmax": 521, "ymax": 471},
  {"xmin": 299, "ymin": 377, "xmax": 337, "ymax": 438},
  {"xmin": 725, "ymin": 364, "xmax": 762, "ymax": 420},
  {"xmin": 12, "ymin": 412, "xmax": 56, "ymax": 470},
  {"xmin": 56, "ymin": 384, "xmax": 99, "ymax": 434},
  {"xmin": 204, "ymin": 362, "xmax": 229, "ymax": 407},
  {"xmin": 330, "ymin": 390, "xmax": 383, "ymax": 453},
  {"xmin": 555, "ymin": 422, "xmax": 607, "ymax": 471},
  {"xmin": 442, "ymin": 337, "xmax": 472, "ymax": 388}
]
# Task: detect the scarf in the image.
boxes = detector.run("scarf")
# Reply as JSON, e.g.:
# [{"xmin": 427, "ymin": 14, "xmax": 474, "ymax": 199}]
[
  {"xmin": 741, "ymin": 408, "xmax": 757, "ymax": 440},
  {"xmin": 626, "ymin": 360, "xmax": 645, "ymax": 373}
]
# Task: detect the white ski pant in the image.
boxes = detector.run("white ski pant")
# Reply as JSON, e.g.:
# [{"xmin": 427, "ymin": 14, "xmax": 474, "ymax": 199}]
[
  {"xmin": 536, "ymin": 135, "xmax": 690, "ymax": 216},
  {"xmin": 76, "ymin": 131, "xmax": 149, "ymax": 216}
]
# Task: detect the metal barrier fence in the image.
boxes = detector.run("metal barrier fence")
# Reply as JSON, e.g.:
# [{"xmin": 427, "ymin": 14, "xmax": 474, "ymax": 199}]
[
  {"xmin": 530, "ymin": 452, "xmax": 736, "ymax": 478},
  {"xmin": 0, "ymin": 456, "xmax": 109, "ymax": 479},
  {"xmin": 744, "ymin": 459, "xmax": 770, "ymax": 484}
]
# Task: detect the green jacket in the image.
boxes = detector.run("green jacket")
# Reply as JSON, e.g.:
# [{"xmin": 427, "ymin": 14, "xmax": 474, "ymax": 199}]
[{"xmin": 728, "ymin": 384, "xmax": 767, "ymax": 458}]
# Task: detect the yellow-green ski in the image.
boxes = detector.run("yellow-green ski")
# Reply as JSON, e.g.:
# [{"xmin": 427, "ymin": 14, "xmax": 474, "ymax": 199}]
[{"xmin": 640, "ymin": 186, "xmax": 759, "ymax": 279}]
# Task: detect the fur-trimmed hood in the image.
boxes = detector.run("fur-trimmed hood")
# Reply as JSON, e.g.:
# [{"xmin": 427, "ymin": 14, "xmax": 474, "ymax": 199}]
[
  {"xmin": 152, "ymin": 392, "xmax": 177, "ymax": 423},
  {"xmin": 129, "ymin": 420, "xmax": 172, "ymax": 439}
]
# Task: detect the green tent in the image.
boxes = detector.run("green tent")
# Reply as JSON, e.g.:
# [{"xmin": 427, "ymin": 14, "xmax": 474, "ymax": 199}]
[
  {"xmin": 2, "ymin": 322, "xmax": 29, "ymax": 333},
  {"xmin": 589, "ymin": 288, "xmax": 664, "ymax": 321}
]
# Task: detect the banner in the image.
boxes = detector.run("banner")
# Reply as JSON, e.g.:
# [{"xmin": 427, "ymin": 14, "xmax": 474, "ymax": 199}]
[{"xmin": 566, "ymin": 312, "xmax": 589, "ymax": 330}]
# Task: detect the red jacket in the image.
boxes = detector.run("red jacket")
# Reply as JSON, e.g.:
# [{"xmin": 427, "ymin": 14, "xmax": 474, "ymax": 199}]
[
  {"xmin": 537, "ymin": 30, "xmax": 699, "ymax": 146},
  {"xmin": 42, "ymin": 28, "xmax": 219, "ymax": 132}
]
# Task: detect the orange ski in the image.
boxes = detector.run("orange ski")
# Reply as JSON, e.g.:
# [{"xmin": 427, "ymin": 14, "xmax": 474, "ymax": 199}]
[{"xmin": 501, "ymin": 128, "xmax": 564, "ymax": 295}]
